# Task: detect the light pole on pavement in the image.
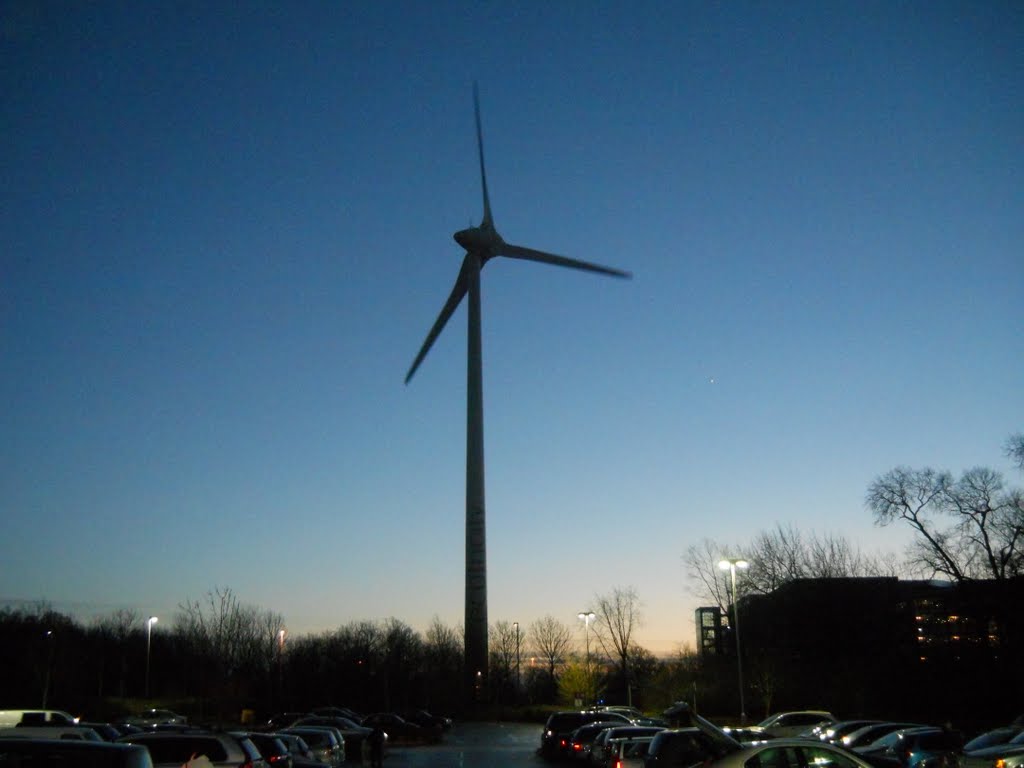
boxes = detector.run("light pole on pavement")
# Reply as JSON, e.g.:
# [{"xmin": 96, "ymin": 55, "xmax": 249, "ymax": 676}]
[
  {"xmin": 145, "ymin": 616, "xmax": 158, "ymax": 698},
  {"xmin": 718, "ymin": 558, "xmax": 749, "ymax": 723},
  {"xmin": 577, "ymin": 611, "xmax": 596, "ymax": 704}
]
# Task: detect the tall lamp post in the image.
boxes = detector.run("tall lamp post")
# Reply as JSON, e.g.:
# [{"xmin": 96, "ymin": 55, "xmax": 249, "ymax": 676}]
[
  {"xmin": 145, "ymin": 616, "xmax": 158, "ymax": 698},
  {"xmin": 577, "ymin": 611, "xmax": 596, "ymax": 705},
  {"xmin": 718, "ymin": 559, "xmax": 748, "ymax": 723},
  {"xmin": 42, "ymin": 630, "xmax": 55, "ymax": 707},
  {"xmin": 277, "ymin": 628, "xmax": 286, "ymax": 705}
]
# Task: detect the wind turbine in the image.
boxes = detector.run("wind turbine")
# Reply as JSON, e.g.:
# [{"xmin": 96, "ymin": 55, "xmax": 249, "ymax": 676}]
[{"xmin": 405, "ymin": 85, "xmax": 630, "ymax": 695}]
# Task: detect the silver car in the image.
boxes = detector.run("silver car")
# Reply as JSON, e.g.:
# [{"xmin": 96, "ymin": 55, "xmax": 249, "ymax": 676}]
[{"xmin": 708, "ymin": 737, "xmax": 880, "ymax": 768}]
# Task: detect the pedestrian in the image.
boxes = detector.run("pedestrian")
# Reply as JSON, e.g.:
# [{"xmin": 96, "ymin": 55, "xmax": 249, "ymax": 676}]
[{"xmin": 368, "ymin": 726, "xmax": 385, "ymax": 768}]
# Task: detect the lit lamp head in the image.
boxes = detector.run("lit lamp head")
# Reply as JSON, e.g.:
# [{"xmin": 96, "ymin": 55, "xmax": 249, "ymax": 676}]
[{"xmin": 718, "ymin": 559, "xmax": 749, "ymax": 571}]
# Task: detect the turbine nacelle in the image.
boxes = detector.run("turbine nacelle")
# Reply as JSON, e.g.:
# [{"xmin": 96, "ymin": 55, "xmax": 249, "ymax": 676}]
[{"xmin": 454, "ymin": 223, "xmax": 503, "ymax": 256}]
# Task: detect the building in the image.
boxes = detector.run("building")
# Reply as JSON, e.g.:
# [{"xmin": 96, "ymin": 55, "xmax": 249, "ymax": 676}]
[{"xmin": 704, "ymin": 576, "xmax": 1023, "ymax": 725}]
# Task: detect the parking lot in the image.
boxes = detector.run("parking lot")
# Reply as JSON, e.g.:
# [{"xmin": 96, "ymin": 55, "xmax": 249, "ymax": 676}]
[{"xmin": 385, "ymin": 721, "xmax": 542, "ymax": 767}]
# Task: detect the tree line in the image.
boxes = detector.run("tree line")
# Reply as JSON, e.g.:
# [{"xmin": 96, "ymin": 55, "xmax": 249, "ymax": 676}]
[{"xmin": 0, "ymin": 585, "xmax": 689, "ymax": 721}]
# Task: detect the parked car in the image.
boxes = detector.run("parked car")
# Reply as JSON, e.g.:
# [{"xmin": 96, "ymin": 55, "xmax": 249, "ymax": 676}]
[
  {"xmin": 0, "ymin": 710, "xmax": 79, "ymax": 727},
  {"xmin": 119, "ymin": 710, "xmax": 188, "ymax": 728},
  {"xmin": 706, "ymin": 738, "xmax": 881, "ymax": 768},
  {"xmin": 360, "ymin": 713, "xmax": 430, "ymax": 743},
  {"xmin": 819, "ymin": 722, "xmax": 886, "ymax": 744},
  {"xmin": 271, "ymin": 732, "xmax": 331, "ymax": 768},
  {"xmin": 843, "ymin": 724, "xmax": 928, "ymax": 750},
  {"xmin": 722, "ymin": 727, "xmax": 775, "ymax": 744},
  {"xmin": 964, "ymin": 728, "xmax": 1024, "ymax": 753},
  {"xmin": 608, "ymin": 736, "xmax": 656, "ymax": 768},
  {"xmin": 80, "ymin": 722, "xmax": 128, "ymax": 741},
  {"xmin": 644, "ymin": 727, "xmax": 736, "ymax": 767},
  {"xmin": 400, "ymin": 709, "xmax": 453, "ymax": 731},
  {"xmin": 755, "ymin": 712, "xmax": 837, "ymax": 738},
  {"xmin": 964, "ymin": 731, "xmax": 1024, "ymax": 768},
  {"xmin": 0, "ymin": 737, "xmax": 153, "ymax": 768},
  {"xmin": 542, "ymin": 711, "xmax": 635, "ymax": 759},
  {"xmin": 265, "ymin": 713, "xmax": 312, "ymax": 730},
  {"xmin": 291, "ymin": 716, "xmax": 373, "ymax": 755},
  {"xmin": 856, "ymin": 726, "xmax": 964, "ymax": 768},
  {"xmin": 570, "ymin": 721, "xmax": 636, "ymax": 761},
  {"xmin": 231, "ymin": 731, "xmax": 293, "ymax": 768},
  {"xmin": 117, "ymin": 730, "xmax": 267, "ymax": 768},
  {"xmin": 311, "ymin": 707, "xmax": 363, "ymax": 724},
  {"xmin": 592, "ymin": 727, "xmax": 666, "ymax": 767},
  {"xmin": 279, "ymin": 727, "xmax": 344, "ymax": 768}
]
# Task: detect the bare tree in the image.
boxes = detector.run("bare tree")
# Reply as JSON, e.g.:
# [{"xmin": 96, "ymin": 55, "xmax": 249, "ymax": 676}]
[
  {"xmin": 528, "ymin": 615, "xmax": 572, "ymax": 682},
  {"xmin": 685, "ymin": 528, "xmax": 895, "ymax": 609},
  {"xmin": 176, "ymin": 587, "xmax": 285, "ymax": 688},
  {"xmin": 1006, "ymin": 432, "xmax": 1024, "ymax": 472},
  {"xmin": 867, "ymin": 459, "xmax": 1024, "ymax": 581},
  {"xmin": 592, "ymin": 586, "xmax": 643, "ymax": 705},
  {"xmin": 683, "ymin": 538, "xmax": 739, "ymax": 611},
  {"xmin": 488, "ymin": 620, "xmax": 522, "ymax": 700}
]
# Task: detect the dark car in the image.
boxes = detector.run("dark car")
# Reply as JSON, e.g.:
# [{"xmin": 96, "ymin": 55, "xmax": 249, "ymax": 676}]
[
  {"xmin": 265, "ymin": 713, "xmax": 312, "ymax": 730},
  {"xmin": 644, "ymin": 727, "xmax": 734, "ymax": 767},
  {"xmin": 119, "ymin": 710, "xmax": 188, "ymax": 728},
  {"xmin": 964, "ymin": 727, "xmax": 1024, "ymax": 753},
  {"xmin": 117, "ymin": 730, "xmax": 267, "ymax": 768},
  {"xmin": 271, "ymin": 733, "xmax": 331, "ymax": 768},
  {"xmin": 400, "ymin": 709, "xmax": 452, "ymax": 731},
  {"xmin": 964, "ymin": 730, "xmax": 1024, "ymax": 768},
  {"xmin": 843, "ymin": 724, "xmax": 928, "ymax": 750},
  {"xmin": 232, "ymin": 732, "xmax": 293, "ymax": 768},
  {"xmin": 311, "ymin": 707, "xmax": 363, "ymax": 724},
  {"xmin": 80, "ymin": 722, "xmax": 129, "ymax": 741},
  {"xmin": 279, "ymin": 727, "xmax": 344, "ymax": 767},
  {"xmin": 0, "ymin": 737, "xmax": 154, "ymax": 768},
  {"xmin": 820, "ymin": 722, "xmax": 886, "ymax": 744},
  {"xmin": 360, "ymin": 713, "xmax": 430, "ymax": 744},
  {"xmin": 592, "ymin": 727, "xmax": 666, "ymax": 767},
  {"xmin": 290, "ymin": 716, "xmax": 373, "ymax": 755},
  {"xmin": 569, "ymin": 721, "xmax": 634, "ymax": 761},
  {"xmin": 541, "ymin": 711, "xmax": 634, "ymax": 759},
  {"xmin": 857, "ymin": 727, "xmax": 964, "ymax": 768}
]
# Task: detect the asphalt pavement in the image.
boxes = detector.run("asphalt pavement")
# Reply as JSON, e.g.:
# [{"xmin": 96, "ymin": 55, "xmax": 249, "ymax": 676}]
[{"xmin": 384, "ymin": 721, "xmax": 545, "ymax": 767}]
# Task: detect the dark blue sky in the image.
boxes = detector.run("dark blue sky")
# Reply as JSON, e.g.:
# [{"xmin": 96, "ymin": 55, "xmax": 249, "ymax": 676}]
[{"xmin": 3, "ymin": 1, "xmax": 1021, "ymax": 651}]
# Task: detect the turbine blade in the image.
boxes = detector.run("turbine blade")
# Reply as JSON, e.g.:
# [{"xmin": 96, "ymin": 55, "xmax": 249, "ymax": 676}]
[
  {"xmin": 474, "ymin": 82, "xmax": 493, "ymax": 228},
  {"xmin": 498, "ymin": 243, "xmax": 632, "ymax": 279},
  {"xmin": 405, "ymin": 257, "xmax": 471, "ymax": 384}
]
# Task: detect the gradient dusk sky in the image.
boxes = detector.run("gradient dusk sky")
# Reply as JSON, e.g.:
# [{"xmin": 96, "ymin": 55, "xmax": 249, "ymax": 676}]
[{"xmin": 3, "ymin": 1, "xmax": 1021, "ymax": 655}]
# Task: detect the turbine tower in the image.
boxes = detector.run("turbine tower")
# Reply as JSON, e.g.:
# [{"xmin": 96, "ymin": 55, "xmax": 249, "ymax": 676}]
[{"xmin": 405, "ymin": 85, "xmax": 630, "ymax": 696}]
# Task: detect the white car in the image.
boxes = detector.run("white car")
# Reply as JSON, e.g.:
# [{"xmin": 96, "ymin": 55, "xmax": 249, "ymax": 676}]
[
  {"xmin": 708, "ymin": 737, "xmax": 880, "ymax": 768},
  {"xmin": 755, "ymin": 712, "xmax": 837, "ymax": 739}
]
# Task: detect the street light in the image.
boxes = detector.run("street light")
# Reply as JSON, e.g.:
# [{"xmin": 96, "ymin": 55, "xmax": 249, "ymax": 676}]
[
  {"xmin": 276, "ymin": 628, "xmax": 286, "ymax": 706},
  {"xmin": 718, "ymin": 558, "xmax": 749, "ymax": 723},
  {"xmin": 145, "ymin": 616, "xmax": 158, "ymax": 698},
  {"xmin": 42, "ymin": 630, "xmax": 55, "ymax": 707},
  {"xmin": 577, "ymin": 611, "xmax": 596, "ymax": 704}
]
